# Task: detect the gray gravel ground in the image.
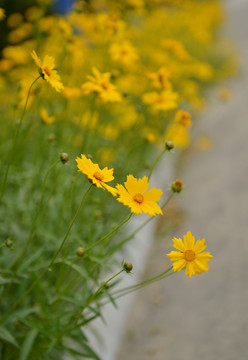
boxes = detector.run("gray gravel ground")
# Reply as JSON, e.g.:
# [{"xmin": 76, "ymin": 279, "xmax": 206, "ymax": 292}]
[{"xmin": 117, "ymin": 1, "xmax": 248, "ymax": 359}]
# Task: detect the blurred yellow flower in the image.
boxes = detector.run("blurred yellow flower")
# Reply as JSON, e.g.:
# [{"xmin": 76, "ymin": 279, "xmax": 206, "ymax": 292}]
[
  {"xmin": 116, "ymin": 175, "xmax": 163, "ymax": 216},
  {"xmin": 165, "ymin": 123, "xmax": 190, "ymax": 149},
  {"xmin": 82, "ymin": 67, "xmax": 122, "ymax": 103},
  {"xmin": 40, "ymin": 108, "xmax": 55, "ymax": 125},
  {"xmin": 76, "ymin": 154, "xmax": 118, "ymax": 196},
  {"xmin": 148, "ymin": 66, "xmax": 171, "ymax": 89},
  {"xmin": 7, "ymin": 13, "xmax": 23, "ymax": 28},
  {"xmin": 167, "ymin": 231, "xmax": 213, "ymax": 278},
  {"xmin": 174, "ymin": 109, "xmax": 192, "ymax": 127},
  {"xmin": 109, "ymin": 40, "xmax": 139, "ymax": 68},
  {"xmin": 142, "ymin": 90, "xmax": 178, "ymax": 111},
  {"xmin": 0, "ymin": 8, "xmax": 5, "ymax": 21},
  {"xmin": 31, "ymin": 50, "xmax": 64, "ymax": 92}
]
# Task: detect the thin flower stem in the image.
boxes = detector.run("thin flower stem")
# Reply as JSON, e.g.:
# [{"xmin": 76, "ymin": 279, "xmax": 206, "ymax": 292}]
[
  {"xmin": 48, "ymin": 184, "xmax": 93, "ymax": 269},
  {"xmin": 9, "ymin": 159, "xmax": 61, "ymax": 270},
  {"xmin": 108, "ymin": 193, "xmax": 174, "ymax": 255},
  {"xmin": 110, "ymin": 266, "xmax": 173, "ymax": 297},
  {"xmin": 85, "ymin": 212, "xmax": 132, "ymax": 251},
  {"xmin": 57, "ymin": 268, "xmax": 125, "ymax": 337},
  {"xmin": 0, "ymin": 184, "xmax": 93, "ymax": 324},
  {"xmin": 0, "ymin": 75, "xmax": 41, "ymax": 206},
  {"xmin": 83, "ymin": 269, "xmax": 125, "ymax": 310},
  {"xmin": 81, "ymin": 95, "xmax": 95, "ymax": 152},
  {"xmin": 110, "ymin": 269, "xmax": 174, "ymax": 301},
  {"xmin": 148, "ymin": 148, "xmax": 166, "ymax": 180}
]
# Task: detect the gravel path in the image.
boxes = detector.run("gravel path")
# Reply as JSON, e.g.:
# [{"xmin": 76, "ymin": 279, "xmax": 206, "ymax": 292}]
[{"xmin": 117, "ymin": 2, "xmax": 248, "ymax": 359}]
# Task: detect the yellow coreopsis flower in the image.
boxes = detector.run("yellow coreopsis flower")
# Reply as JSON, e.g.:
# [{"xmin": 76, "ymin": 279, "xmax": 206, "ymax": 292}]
[
  {"xmin": 109, "ymin": 40, "xmax": 139, "ymax": 68},
  {"xmin": 174, "ymin": 109, "xmax": 192, "ymax": 127},
  {"xmin": 82, "ymin": 67, "xmax": 122, "ymax": 103},
  {"xmin": 165, "ymin": 123, "xmax": 190, "ymax": 149},
  {"xmin": 148, "ymin": 66, "xmax": 172, "ymax": 89},
  {"xmin": 75, "ymin": 154, "xmax": 118, "ymax": 196},
  {"xmin": 31, "ymin": 50, "xmax": 64, "ymax": 92},
  {"xmin": 142, "ymin": 90, "xmax": 178, "ymax": 111},
  {"xmin": 167, "ymin": 231, "xmax": 213, "ymax": 278},
  {"xmin": 116, "ymin": 175, "xmax": 163, "ymax": 216},
  {"xmin": 0, "ymin": 8, "xmax": 6, "ymax": 21},
  {"xmin": 40, "ymin": 107, "xmax": 55, "ymax": 125}
]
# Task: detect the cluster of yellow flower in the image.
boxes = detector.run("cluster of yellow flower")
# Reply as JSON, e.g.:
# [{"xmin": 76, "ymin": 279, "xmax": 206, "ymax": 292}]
[
  {"xmin": 0, "ymin": 0, "xmax": 225, "ymax": 282},
  {"xmin": 76, "ymin": 153, "xmax": 213, "ymax": 277},
  {"xmin": 0, "ymin": 0, "xmax": 234, "ymax": 164}
]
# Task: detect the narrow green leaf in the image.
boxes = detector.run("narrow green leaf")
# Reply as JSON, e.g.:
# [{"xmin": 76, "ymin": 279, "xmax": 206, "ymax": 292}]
[
  {"xmin": 4, "ymin": 307, "xmax": 37, "ymax": 324},
  {"xmin": 0, "ymin": 326, "xmax": 19, "ymax": 348},
  {"xmin": 19, "ymin": 328, "xmax": 38, "ymax": 360}
]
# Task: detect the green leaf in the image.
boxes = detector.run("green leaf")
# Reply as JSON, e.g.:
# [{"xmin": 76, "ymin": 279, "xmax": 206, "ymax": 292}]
[
  {"xmin": 4, "ymin": 307, "xmax": 37, "ymax": 324},
  {"xmin": 55, "ymin": 259, "xmax": 89, "ymax": 279},
  {"xmin": 0, "ymin": 326, "xmax": 19, "ymax": 348},
  {"xmin": 19, "ymin": 329, "xmax": 38, "ymax": 360}
]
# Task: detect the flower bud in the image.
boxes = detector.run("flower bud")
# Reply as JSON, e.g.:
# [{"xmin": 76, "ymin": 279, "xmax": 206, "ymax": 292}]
[
  {"xmin": 123, "ymin": 261, "xmax": 133, "ymax": 273},
  {"xmin": 76, "ymin": 247, "xmax": 85, "ymax": 257},
  {"xmin": 48, "ymin": 133, "xmax": 56, "ymax": 142},
  {"xmin": 171, "ymin": 179, "xmax": 183, "ymax": 193},
  {"xmin": 5, "ymin": 238, "xmax": 13, "ymax": 248},
  {"xmin": 60, "ymin": 152, "xmax": 69, "ymax": 163},
  {"xmin": 165, "ymin": 141, "xmax": 174, "ymax": 151}
]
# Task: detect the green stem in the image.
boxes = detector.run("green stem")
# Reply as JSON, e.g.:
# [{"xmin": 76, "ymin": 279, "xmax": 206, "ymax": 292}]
[
  {"xmin": 49, "ymin": 184, "xmax": 93, "ymax": 269},
  {"xmin": 85, "ymin": 212, "xmax": 132, "ymax": 252},
  {"xmin": 9, "ymin": 159, "xmax": 60, "ymax": 270},
  {"xmin": 57, "ymin": 268, "xmax": 125, "ymax": 337},
  {"xmin": 0, "ymin": 76, "xmax": 41, "ymax": 206},
  {"xmin": 108, "ymin": 193, "xmax": 174, "ymax": 256},
  {"xmin": 0, "ymin": 184, "xmax": 93, "ymax": 324},
  {"xmin": 148, "ymin": 148, "xmax": 166, "ymax": 181}
]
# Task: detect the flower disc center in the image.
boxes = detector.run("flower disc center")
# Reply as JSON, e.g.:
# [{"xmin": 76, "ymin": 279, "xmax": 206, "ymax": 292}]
[
  {"xmin": 101, "ymin": 82, "xmax": 108, "ymax": 90},
  {"xmin": 93, "ymin": 171, "xmax": 104, "ymax": 181},
  {"xmin": 184, "ymin": 249, "xmax": 196, "ymax": 262},
  {"xmin": 133, "ymin": 193, "xmax": 144, "ymax": 204},
  {"xmin": 43, "ymin": 66, "xmax": 51, "ymax": 77}
]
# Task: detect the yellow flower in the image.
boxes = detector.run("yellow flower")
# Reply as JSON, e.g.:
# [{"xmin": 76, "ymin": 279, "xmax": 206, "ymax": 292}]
[
  {"xmin": 116, "ymin": 175, "xmax": 163, "ymax": 216},
  {"xmin": 75, "ymin": 154, "xmax": 118, "ymax": 196},
  {"xmin": 82, "ymin": 67, "xmax": 122, "ymax": 103},
  {"xmin": 31, "ymin": 50, "xmax": 64, "ymax": 92},
  {"xmin": 142, "ymin": 90, "xmax": 178, "ymax": 111},
  {"xmin": 148, "ymin": 66, "xmax": 171, "ymax": 89},
  {"xmin": 165, "ymin": 123, "xmax": 190, "ymax": 149},
  {"xmin": 109, "ymin": 40, "xmax": 139, "ymax": 68},
  {"xmin": 167, "ymin": 231, "xmax": 213, "ymax": 278},
  {"xmin": 0, "ymin": 8, "xmax": 6, "ymax": 21},
  {"xmin": 40, "ymin": 107, "xmax": 55, "ymax": 125},
  {"xmin": 174, "ymin": 109, "xmax": 192, "ymax": 127}
]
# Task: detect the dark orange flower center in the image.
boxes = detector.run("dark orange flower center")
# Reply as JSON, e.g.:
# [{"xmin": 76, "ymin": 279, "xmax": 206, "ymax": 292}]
[
  {"xmin": 43, "ymin": 66, "xmax": 51, "ymax": 77},
  {"xmin": 155, "ymin": 96, "xmax": 165, "ymax": 104},
  {"xmin": 93, "ymin": 171, "xmax": 104, "ymax": 181},
  {"xmin": 133, "ymin": 193, "xmax": 144, "ymax": 204},
  {"xmin": 100, "ymin": 82, "xmax": 108, "ymax": 90},
  {"xmin": 184, "ymin": 249, "xmax": 196, "ymax": 262}
]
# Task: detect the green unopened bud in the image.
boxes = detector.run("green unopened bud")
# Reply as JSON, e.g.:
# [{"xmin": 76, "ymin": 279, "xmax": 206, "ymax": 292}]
[
  {"xmin": 171, "ymin": 179, "xmax": 183, "ymax": 193},
  {"xmin": 48, "ymin": 133, "xmax": 56, "ymax": 142},
  {"xmin": 123, "ymin": 261, "xmax": 133, "ymax": 273},
  {"xmin": 5, "ymin": 238, "xmax": 13, "ymax": 248},
  {"xmin": 60, "ymin": 152, "xmax": 69, "ymax": 163},
  {"xmin": 76, "ymin": 247, "xmax": 85, "ymax": 257},
  {"xmin": 165, "ymin": 141, "xmax": 174, "ymax": 151}
]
